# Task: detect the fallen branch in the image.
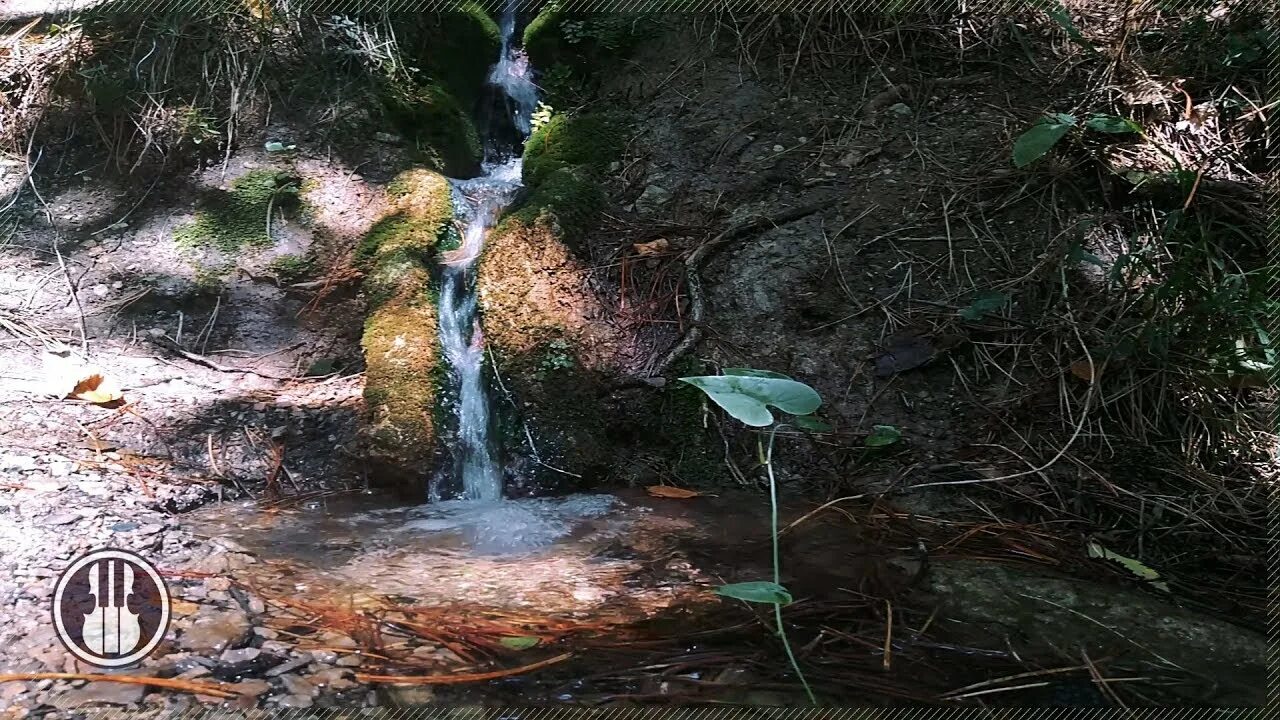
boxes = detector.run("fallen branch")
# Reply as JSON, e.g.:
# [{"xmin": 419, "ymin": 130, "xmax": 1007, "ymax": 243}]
[
  {"xmin": 356, "ymin": 652, "xmax": 574, "ymax": 685},
  {"xmin": 0, "ymin": 673, "xmax": 236, "ymax": 698},
  {"xmin": 645, "ymin": 199, "xmax": 829, "ymax": 379},
  {"xmin": 149, "ymin": 337, "xmax": 299, "ymax": 382}
]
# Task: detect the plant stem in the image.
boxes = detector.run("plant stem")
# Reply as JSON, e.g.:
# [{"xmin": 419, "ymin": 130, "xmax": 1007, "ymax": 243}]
[{"xmin": 762, "ymin": 427, "xmax": 817, "ymax": 704}]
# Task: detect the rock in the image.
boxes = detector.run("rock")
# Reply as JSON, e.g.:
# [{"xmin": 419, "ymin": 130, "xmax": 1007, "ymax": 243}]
[
  {"xmin": 48, "ymin": 461, "xmax": 74, "ymax": 477},
  {"xmin": 635, "ymin": 184, "xmax": 673, "ymax": 213},
  {"xmin": 231, "ymin": 679, "xmax": 270, "ymax": 698},
  {"xmin": 279, "ymin": 675, "xmax": 317, "ymax": 698},
  {"xmin": 147, "ymin": 328, "xmax": 166, "ymax": 338},
  {"xmin": 265, "ymin": 656, "xmax": 311, "ymax": 677},
  {"xmin": 25, "ymin": 478, "xmax": 65, "ymax": 492},
  {"xmin": 335, "ymin": 654, "xmax": 362, "ymax": 667},
  {"xmin": 46, "ymin": 512, "xmax": 80, "ymax": 526},
  {"xmin": 0, "ymin": 454, "xmax": 36, "ymax": 471},
  {"xmin": 217, "ymin": 647, "xmax": 261, "ymax": 668},
  {"xmin": 91, "ymin": 284, "xmax": 110, "ymax": 298},
  {"xmin": 52, "ymin": 680, "xmax": 146, "ymax": 708},
  {"xmin": 178, "ymin": 610, "xmax": 249, "ymax": 652},
  {"xmin": 316, "ymin": 631, "xmax": 357, "ymax": 649},
  {"xmin": 277, "ymin": 694, "xmax": 314, "ymax": 708},
  {"xmin": 888, "ymin": 102, "xmax": 912, "ymax": 116},
  {"xmin": 308, "ymin": 668, "xmax": 355, "ymax": 690},
  {"xmin": 771, "ymin": 144, "xmax": 784, "ymax": 152},
  {"xmin": 384, "ymin": 686, "xmax": 435, "ymax": 706}
]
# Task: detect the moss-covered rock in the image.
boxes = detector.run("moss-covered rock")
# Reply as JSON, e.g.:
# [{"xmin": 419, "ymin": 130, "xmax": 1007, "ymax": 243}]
[
  {"xmin": 522, "ymin": 112, "xmax": 627, "ymax": 187},
  {"xmin": 476, "ymin": 205, "xmax": 617, "ymax": 487},
  {"xmin": 377, "ymin": 78, "xmax": 481, "ymax": 177},
  {"xmin": 358, "ymin": 169, "xmax": 455, "ymax": 494},
  {"xmin": 522, "ymin": 8, "xmax": 660, "ymax": 105},
  {"xmin": 404, "ymin": 4, "xmax": 502, "ymax": 112}
]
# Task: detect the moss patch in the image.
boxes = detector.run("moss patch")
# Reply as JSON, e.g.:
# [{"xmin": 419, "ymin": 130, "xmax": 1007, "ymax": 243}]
[
  {"xmin": 404, "ymin": 4, "xmax": 502, "ymax": 112},
  {"xmin": 523, "ymin": 8, "xmax": 660, "ymax": 104},
  {"xmin": 377, "ymin": 78, "xmax": 481, "ymax": 177},
  {"xmin": 358, "ymin": 169, "xmax": 455, "ymax": 493},
  {"xmin": 522, "ymin": 112, "xmax": 628, "ymax": 187},
  {"xmin": 174, "ymin": 170, "xmax": 300, "ymax": 254},
  {"xmin": 267, "ymin": 253, "xmax": 316, "ymax": 283}
]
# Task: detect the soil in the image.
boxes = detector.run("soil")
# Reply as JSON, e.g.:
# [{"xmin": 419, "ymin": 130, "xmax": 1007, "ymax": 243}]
[{"xmin": 0, "ymin": 5, "xmax": 1271, "ymax": 714}]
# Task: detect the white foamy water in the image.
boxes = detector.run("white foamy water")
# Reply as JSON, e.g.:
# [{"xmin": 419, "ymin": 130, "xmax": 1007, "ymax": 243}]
[{"xmin": 434, "ymin": 0, "xmax": 541, "ymax": 502}]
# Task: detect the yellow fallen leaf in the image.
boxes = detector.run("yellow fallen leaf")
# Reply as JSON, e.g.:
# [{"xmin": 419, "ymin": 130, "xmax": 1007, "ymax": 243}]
[
  {"xmin": 633, "ymin": 238, "xmax": 670, "ymax": 256},
  {"xmin": 69, "ymin": 373, "xmax": 124, "ymax": 405},
  {"xmin": 646, "ymin": 485, "xmax": 701, "ymax": 499}
]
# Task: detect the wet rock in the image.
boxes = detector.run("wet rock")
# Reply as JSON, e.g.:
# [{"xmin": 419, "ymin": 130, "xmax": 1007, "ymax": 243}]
[
  {"xmin": 384, "ymin": 686, "xmax": 435, "ymax": 705},
  {"xmin": 308, "ymin": 668, "xmax": 356, "ymax": 691},
  {"xmin": 265, "ymin": 656, "xmax": 311, "ymax": 677},
  {"xmin": 52, "ymin": 680, "xmax": 146, "ymax": 708},
  {"xmin": 276, "ymin": 694, "xmax": 314, "ymax": 709},
  {"xmin": 279, "ymin": 674, "xmax": 317, "ymax": 698},
  {"xmin": 231, "ymin": 679, "xmax": 270, "ymax": 698},
  {"xmin": 178, "ymin": 610, "xmax": 249, "ymax": 652},
  {"xmin": 214, "ymin": 647, "xmax": 270, "ymax": 679}
]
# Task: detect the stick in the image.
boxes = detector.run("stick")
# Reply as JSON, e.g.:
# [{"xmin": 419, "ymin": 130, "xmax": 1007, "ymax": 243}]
[
  {"xmin": 0, "ymin": 673, "xmax": 236, "ymax": 698},
  {"xmin": 645, "ymin": 200, "xmax": 829, "ymax": 380},
  {"xmin": 356, "ymin": 652, "xmax": 573, "ymax": 685}
]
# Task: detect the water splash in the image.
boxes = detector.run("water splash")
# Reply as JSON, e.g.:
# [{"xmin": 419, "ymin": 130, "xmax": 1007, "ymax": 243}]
[{"xmin": 433, "ymin": 1, "xmax": 540, "ymax": 502}]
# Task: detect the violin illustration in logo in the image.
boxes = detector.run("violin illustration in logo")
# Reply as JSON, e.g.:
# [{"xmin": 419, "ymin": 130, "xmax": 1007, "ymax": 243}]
[{"xmin": 53, "ymin": 548, "xmax": 170, "ymax": 668}]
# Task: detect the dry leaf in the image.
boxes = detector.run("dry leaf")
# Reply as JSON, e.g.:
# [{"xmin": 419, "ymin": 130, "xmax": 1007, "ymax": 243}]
[
  {"xmin": 633, "ymin": 238, "xmax": 670, "ymax": 256},
  {"xmin": 70, "ymin": 373, "xmax": 124, "ymax": 405},
  {"xmin": 1069, "ymin": 359, "xmax": 1102, "ymax": 383},
  {"xmin": 646, "ymin": 485, "xmax": 701, "ymax": 499}
]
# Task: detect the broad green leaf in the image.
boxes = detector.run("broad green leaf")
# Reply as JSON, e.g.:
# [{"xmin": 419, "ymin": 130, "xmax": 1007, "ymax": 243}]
[
  {"xmin": 723, "ymin": 368, "xmax": 793, "ymax": 379},
  {"xmin": 1085, "ymin": 114, "xmax": 1140, "ymax": 134},
  {"xmin": 715, "ymin": 581, "xmax": 793, "ymax": 605},
  {"xmin": 1087, "ymin": 542, "xmax": 1169, "ymax": 592},
  {"xmin": 865, "ymin": 424, "xmax": 902, "ymax": 447},
  {"xmin": 679, "ymin": 375, "xmax": 822, "ymax": 427},
  {"xmin": 1012, "ymin": 115, "xmax": 1075, "ymax": 168},
  {"xmin": 791, "ymin": 416, "xmax": 833, "ymax": 432},
  {"xmin": 499, "ymin": 636, "xmax": 540, "ymax": 650},
  {"xmin": 959, "ymin": 290, "xmax": 1010, "ymax": 320}
]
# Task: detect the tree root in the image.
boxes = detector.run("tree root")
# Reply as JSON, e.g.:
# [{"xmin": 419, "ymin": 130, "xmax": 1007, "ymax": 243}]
[{"xmin": 645, "ymin": 199, "xmax": 829, "ymax": 379}]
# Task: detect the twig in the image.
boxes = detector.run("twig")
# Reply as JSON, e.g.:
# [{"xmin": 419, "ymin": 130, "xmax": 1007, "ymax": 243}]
[
  {"xmin": 648, "ymin": 200, "xmax": 829, "ymax": 378},
  {"xmin": 356, "ymin": 652, "xmax": 574, "ymax": 685},
  {"xmin": 0, "ymin": 673, "xmax": 235, "ymax": 698}
]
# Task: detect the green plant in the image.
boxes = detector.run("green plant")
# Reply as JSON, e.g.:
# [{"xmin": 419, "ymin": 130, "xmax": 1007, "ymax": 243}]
[
  {"xmin": 678, "ymin": 368, "xmax": 822, "ymax": 704},
  {"xmin": 1012, "ymin": 112, "xmax": 1141, "ymax": 168},
  {"xmin": 537, "ymin": 339, "xmax": 575, "ymax": 376}
]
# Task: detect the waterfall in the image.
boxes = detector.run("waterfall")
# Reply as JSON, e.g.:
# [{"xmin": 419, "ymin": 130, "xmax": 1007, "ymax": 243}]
[{"xmin": 432, "ymin": 2, "xmax": 539, "ymax": 503}]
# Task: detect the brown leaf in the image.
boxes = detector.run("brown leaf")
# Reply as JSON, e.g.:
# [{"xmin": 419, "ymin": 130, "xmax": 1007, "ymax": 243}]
[
  {"xmin": 646, "ymin": 485, "xmax": 701, "ymax": 499},
  {"xmin": 69, "ymin": 374, "xmax": 124, "ymax": 405},
  {"xmin": 1069, "ymin": 359, "xmax": 1102, "ymax": 383},
  {"xmin": 632, "ymin": 238, "xmax": 670, "ymax": 257}
]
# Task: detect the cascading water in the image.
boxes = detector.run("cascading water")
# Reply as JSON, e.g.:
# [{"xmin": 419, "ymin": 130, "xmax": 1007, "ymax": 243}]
[{"xmin": 432, "ymin": 2, "xmax": 540, "ymax": 503}]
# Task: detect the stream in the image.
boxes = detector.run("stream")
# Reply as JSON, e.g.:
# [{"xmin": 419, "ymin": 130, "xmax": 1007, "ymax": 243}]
[{"xmin": 432, "ymin": 0, "xmax": 538, "ymax": 503}]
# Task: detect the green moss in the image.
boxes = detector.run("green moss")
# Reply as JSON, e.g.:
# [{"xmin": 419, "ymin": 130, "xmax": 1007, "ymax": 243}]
[
  {"xmin": 523, "ymin": 112, "xmax": 627, "ymax": 187},
  {"xmin": 377, "ymin": 79, "xmax": 480, "ymax": 176},
  {"xmin": 358, "ymin": 168, "xmax": 456, "ymax": 492},
  {"xmin": 174, "ymin": 170, "xmax": 300, "ymax": 254},
  {"xmin": 522, "ymin": 5, "xmax": 568, "ymax": 69},
  {"xmin": 408, "ymin": 4, "xmax": 502, "ymax": 111},
  {"xmin": 267, "ymin": 253, "xmax": 315, "ymax": 283},
  {"xmin": 503, "ymin": 166, "xmax": 605, "ymax": 251}
]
